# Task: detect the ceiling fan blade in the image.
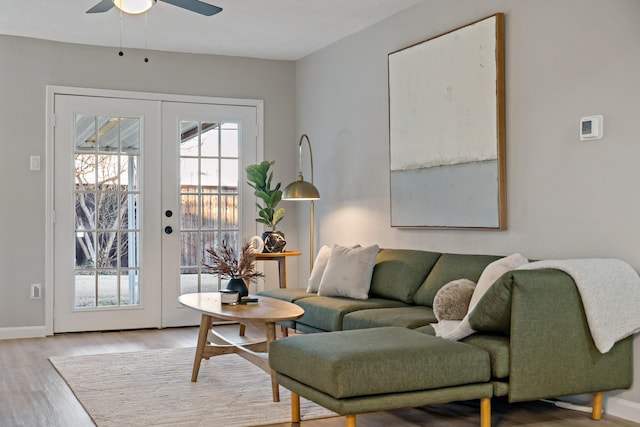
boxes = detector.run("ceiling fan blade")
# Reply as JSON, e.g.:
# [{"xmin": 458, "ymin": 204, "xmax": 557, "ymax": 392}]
[
  {"xmin": 160, "ymin": 0, "xmax": 222, "ymax": 16},
  {"xmin": 86, "ymin": 0, "xmax": 115, "ymax": 13}
]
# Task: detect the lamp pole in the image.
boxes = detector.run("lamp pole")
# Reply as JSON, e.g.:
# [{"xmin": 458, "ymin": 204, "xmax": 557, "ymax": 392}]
[{"xmin": 282, "ymin": 134, "xmax": 320, "ymax": 273}]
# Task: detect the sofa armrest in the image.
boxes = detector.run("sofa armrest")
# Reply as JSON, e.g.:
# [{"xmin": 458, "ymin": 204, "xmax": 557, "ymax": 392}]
[{"xmin": 472, "ymin": 269, "xmax": 632, "ymax": 402}]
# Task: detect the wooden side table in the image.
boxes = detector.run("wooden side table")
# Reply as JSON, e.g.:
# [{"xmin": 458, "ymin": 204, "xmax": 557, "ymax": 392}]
[{"xmin": 255, "ymin": 251, "xmax": 301, "ymax": 288}]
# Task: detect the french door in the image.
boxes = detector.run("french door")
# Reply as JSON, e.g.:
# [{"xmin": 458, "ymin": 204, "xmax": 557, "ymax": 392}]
[
  {"xmin": 161, "ymin": 102, "xmax": 259, "ymax": 327},
  {"xmin": 52, "ymin": 93, "xmax": 259, "ymax": 332}
]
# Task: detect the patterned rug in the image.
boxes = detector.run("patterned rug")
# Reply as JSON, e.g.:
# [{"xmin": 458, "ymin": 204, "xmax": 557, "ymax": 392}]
[{"xmin": 49, "ymin": 347, "xmax": 336, "ymax": 426}]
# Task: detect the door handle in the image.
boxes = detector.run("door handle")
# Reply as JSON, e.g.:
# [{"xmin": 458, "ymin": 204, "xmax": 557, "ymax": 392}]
[{"xmin": 164, "ymin": 226, "xmax": 173, "ymax": 234}]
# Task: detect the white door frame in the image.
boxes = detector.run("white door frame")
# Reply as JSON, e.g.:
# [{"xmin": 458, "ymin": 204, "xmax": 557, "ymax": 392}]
[{"xmin": 45, "ymin": 85, "xmax": 264, "ymax": 335}]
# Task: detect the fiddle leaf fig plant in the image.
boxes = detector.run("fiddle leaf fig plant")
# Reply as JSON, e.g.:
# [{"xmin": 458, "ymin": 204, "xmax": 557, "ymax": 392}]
[{"xmin": 246, "ymin": 160, "xmax": 284, "ymax": 231}]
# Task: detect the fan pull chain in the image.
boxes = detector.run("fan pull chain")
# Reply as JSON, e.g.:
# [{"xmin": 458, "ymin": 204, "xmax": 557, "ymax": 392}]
[
  {"xmin": 118, "ymin": 7, "xmax": 124, "ymax": 56},
  {"xmin": 144, "ymin": 11, "xmax": 149, "ymax": 63}
]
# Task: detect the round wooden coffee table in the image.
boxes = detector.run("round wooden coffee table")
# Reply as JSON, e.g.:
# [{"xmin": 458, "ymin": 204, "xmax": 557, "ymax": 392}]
[{"xmin": 178, "ymin": 292, "xmax": 304, "ymax": 402}]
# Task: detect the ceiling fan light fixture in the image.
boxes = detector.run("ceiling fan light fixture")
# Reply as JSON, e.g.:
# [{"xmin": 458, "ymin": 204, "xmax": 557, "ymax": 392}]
[{"xmin": 113, "ymin": 0, "xmax": 155, "ymax": 14}]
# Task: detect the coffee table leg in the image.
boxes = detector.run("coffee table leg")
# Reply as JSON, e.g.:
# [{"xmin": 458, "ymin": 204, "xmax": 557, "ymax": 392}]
[
  {"xmin": 192, "ymin": 314, "xmax": 212, "ymax": 382},
  {"xmin": 266, "ymin": 321, "xmax": 279, "ymax": 402}
]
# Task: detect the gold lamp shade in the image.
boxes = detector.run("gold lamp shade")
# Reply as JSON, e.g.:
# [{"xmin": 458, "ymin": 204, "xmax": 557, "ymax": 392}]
[{"xmin": 283, "ymin": 176, "xmax": 319, "ymax": 200}]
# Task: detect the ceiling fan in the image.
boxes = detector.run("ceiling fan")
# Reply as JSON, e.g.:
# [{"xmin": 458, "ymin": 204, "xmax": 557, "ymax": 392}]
[{"xmin": 87, "ymin": 0, "xmax": 222, "ymax": 16}]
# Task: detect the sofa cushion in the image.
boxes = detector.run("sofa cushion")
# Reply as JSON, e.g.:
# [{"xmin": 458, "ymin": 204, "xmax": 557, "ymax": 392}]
[
  {"xmin": 342, "ymin": 306, "xmax": 437, "ymax": 330},
  {"xmin": 269, "ymin": 327, "xmax": 491, "ymax": 399},
  {"xmin": 295, "ymin": 296, "xmax": 407, "ymax": 332},
  {"xmin": 369, "ymin": 249, "xmax": 441, "ymax": 304},
  {"xmin": 414, "ymin": 324, "xmax": 436, "ymax": 335},
  {"xmin": 413, "ymin": 254, "xmax": 502, "ymax": 307},
  {"xmin": 257, "ymin": 288, "xmax": 318, "ymax": 303},
  {"xmin": 462, "ymin": 334, "xmax": 510, "ymax": 379},
  {"xmin": 307, "ymin": 245, "xmax": 332, "ymax": 292},
  {"xmin": 413, "ymin": 326, "xmax": 510, "ymax": 380},
  {"xmin": 317, "ymin": 244, "xmax": 379, "ymax": 299},
  {"xmin": 433, "ymin": 279, "xmax": 476, "ymax": 321}
]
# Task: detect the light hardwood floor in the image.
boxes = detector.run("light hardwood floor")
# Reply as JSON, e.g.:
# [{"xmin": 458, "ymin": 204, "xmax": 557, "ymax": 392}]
[{"xmin": 0, "ymin": 326, "xmax": 637, "ymax": 427}]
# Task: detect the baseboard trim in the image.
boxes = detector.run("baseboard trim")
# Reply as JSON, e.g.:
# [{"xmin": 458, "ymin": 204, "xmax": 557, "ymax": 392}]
[
  {"xmin": 0, "ymin": 326, "xmax": 47, "ymax": 340},
  {"xmin": 606, "ymin": 396, "xmax": 640, "ymax": 423}
]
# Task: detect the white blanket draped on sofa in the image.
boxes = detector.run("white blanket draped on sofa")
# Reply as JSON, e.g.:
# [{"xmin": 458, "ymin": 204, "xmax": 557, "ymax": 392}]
[{"xmin": 517, "ymin": 258, "xmax": 640, "ymax": 353}]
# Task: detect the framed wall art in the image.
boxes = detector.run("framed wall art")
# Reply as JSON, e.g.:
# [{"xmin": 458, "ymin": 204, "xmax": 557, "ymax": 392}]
[{"xmin": 389, "ymin": 13, "xmax": 506, "ymax": 229}]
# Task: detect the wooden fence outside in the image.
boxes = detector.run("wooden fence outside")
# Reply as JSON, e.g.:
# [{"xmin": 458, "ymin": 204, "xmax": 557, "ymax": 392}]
[{"xmin": 180, "ymin": 185, "xmax": 239, "ymax": 269}]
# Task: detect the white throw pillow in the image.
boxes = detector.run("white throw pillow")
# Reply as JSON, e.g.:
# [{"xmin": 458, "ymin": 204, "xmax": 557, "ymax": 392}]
[
  {"xmin": 436, "ymin": 253, "xmax": 529, "ymax": 341},
  {"xmin": 307, "ymin": 245, "xmax": 332, "ymax": 293},
  {"xmin": 468, "ymin": 253, "xmax": 529, "ymax": 311},
  {"xmin": 317, "ymin": 244, "xmax": 380, "ymax": 300}
]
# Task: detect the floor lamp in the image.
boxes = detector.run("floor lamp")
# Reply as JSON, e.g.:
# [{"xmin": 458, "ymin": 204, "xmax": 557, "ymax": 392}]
[{"xmin": 282, "ymin": 134, "xmax": 320, "ymax": 272}]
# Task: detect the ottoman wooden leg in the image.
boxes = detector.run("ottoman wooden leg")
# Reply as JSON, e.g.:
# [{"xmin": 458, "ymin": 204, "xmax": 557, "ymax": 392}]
[
  {"xmin": 291, "ymin": 392, "xmax": 301, "ymax": 423},
  {"xmin": 345, "ymin": 414, "xmax": 356, "ymax": 427},
  {"xmin": 481, "ymin": 397, "xmax": 491, "ymax": 427},
  {"xmin": 592, "ymin": 392, "xmax": 603, "ymax": 420}
]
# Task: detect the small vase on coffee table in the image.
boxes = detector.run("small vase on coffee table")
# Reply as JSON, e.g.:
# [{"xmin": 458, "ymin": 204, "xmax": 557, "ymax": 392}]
[{"xmin": 226, "ymin": 278, "xmax": 249, "ymax": 298}]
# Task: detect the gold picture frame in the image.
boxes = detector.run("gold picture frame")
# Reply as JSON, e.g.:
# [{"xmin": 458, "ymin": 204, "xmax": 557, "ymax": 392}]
[{"xmin": 389, "ymin": 13, "xmax": 506, "ymax": 229}]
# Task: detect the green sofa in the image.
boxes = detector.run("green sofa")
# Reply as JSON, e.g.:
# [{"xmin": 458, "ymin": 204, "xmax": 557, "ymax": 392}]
[{"xmin": 260, "ymin": 249, "xmax": 633, "ymax": 426}]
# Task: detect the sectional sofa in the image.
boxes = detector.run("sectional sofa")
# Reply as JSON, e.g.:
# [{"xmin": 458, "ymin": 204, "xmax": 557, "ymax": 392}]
[{"xmin": 259, "ymin": 248, "xmax": 636, "ymax": 426}]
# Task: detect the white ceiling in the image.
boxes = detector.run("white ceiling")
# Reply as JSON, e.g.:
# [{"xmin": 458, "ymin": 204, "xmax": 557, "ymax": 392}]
[{"xmin": 0, "ymin": 0, "xmax": 422, "ymax": 60}]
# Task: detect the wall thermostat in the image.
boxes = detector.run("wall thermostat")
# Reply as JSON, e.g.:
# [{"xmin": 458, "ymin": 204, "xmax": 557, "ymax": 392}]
[{"xmin": 580, "ymin": 115, "xmax": 603, "ymax": 141}]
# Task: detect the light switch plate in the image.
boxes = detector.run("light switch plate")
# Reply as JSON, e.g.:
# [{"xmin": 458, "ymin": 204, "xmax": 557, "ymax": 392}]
[{"xmin": 30, "ymin": 155, "xmax": 41, "ymax": 171}]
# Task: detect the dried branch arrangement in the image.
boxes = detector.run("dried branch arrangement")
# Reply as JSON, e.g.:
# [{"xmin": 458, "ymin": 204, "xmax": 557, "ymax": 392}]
[{"xmin": 203, "ymin": 235, "xmax": 265, "ymax": 282}]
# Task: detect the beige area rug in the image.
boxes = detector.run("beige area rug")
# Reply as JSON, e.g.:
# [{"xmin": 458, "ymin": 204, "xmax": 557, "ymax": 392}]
[{"xmin": 49, "ymin": 347, "xmax": 336, "ymax": 427}]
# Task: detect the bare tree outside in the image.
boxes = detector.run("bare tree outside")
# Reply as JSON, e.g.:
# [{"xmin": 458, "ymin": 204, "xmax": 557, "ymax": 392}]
[
  {"xmin": 73, "ymin": 115, "xmax": 141, "ymax": 308},
  {"xmin": 75, "ymin": 153, "xmax": 134, "ymax": 270}
]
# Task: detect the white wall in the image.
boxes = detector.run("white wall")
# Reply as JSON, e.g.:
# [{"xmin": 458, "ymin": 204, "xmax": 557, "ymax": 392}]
[
  {"xmin": 295, "ymin": 0, "xmax": 640, "ymax": 416},
  {"xmin": 0, "ymin": 35, "xmax": 298, "ymax": 329}
]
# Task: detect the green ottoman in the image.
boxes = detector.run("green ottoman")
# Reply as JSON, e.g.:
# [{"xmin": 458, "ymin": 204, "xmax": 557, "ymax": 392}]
[{"xmin": 269, "ymin": 326, "xmax": 493, "ymax": 426}]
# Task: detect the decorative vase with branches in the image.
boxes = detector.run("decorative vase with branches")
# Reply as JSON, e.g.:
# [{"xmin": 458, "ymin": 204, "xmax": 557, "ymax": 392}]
[{"xmin": 203, "ymin": 235, "xmax": 264, "ymax": 297}]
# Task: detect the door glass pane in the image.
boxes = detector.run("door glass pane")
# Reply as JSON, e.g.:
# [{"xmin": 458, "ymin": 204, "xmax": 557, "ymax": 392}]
[
  {"xmin": 121, "ymin": 118, "xmax": 140, "ymax": 155},
  {"xmin": 220, "ymin": 159, "xmax": 238, "ymax": 192},
  {"xmin": 178, "ymin": 121, "xmax": 241, "ymax": 295},
  {"xmin": 97, "ymin": 154, "xmax": 119, "ymax": 188},
  {"xmin": 201, "ymin": 195, "xmax": 217, "ymax": 230},
  {"xmin": 97, "ymin": 192, "xmax": 122, "ymax": 230},
  {"xmin": 201, "ymin": 122, "xmax": 219, "ymax": 157},
  {"xmin": 75, "ymin": 272, "xmax": 97, "ymax": 308},
  {"xmin": 119, "ymin": 270, "xmax": 139, "ymax": 305},
  {"xmin": 180, "ymin": 121, "xmax": 200, "ymax": 156},
  {"xmin": 221, "ymin": 195, "xmax": 239, "ymax": 229},
  {"xmin": 180, "ymin": 158, "xmax": 199, "ymax": 187},
  {"xmin": 122, "ymin": 155, "xmax": 140, "ymax": 191},
  {"xmin": 73, "ymin": 114, "xmax": 141, "ymax": 308},
  {"xmin": 180, "ymin": 267, "xmax": 198, "ymax": 294},
  {"xmin": 201, "ymin": 158, "xmax": 219, "ymax": 187},
  {"xmin": 97, "ymin": 117, "xmax": 118, "ymax": 152},
  {"xmin": 200, "ymin": 231, "xmax": 217, "ymax": 265},
  {"xmin": 180, "ymin": 195, "xmax": 198, "ymax": 230},
  {"xmin": 180, "ymin": 232, "xmax": 198, "ymax": 267},
  {"xmin": 220, "ymin": 123, "xmax": 239, "ymax": 157}
]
